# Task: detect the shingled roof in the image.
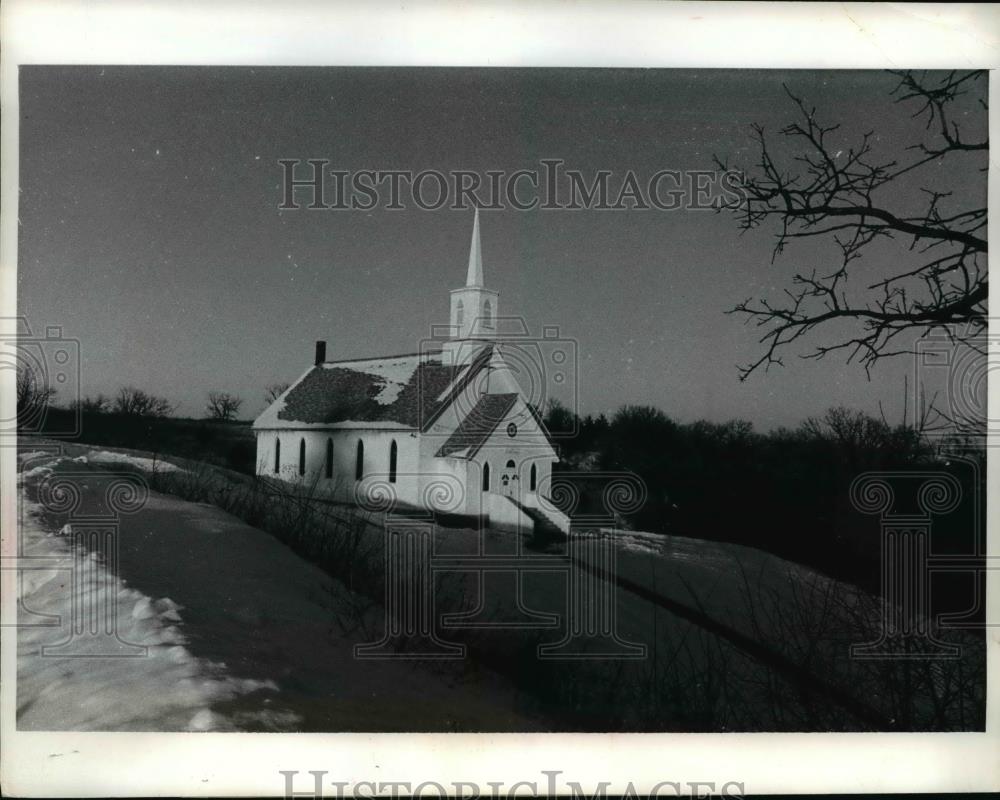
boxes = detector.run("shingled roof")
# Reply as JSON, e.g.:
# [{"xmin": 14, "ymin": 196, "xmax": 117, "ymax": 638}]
[
  {"xmin": 255, "ymin": 345, "xmax": 493, "ymax": 430},
  {"xmin": 435, "ymin": 393, "xmax": 519, "ymax": 458}
]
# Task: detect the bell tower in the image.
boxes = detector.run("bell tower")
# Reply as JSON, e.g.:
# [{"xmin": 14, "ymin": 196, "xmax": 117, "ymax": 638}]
[{"xmin": 450, "ymin": 207, "xmax": 499, "ymax": 340}]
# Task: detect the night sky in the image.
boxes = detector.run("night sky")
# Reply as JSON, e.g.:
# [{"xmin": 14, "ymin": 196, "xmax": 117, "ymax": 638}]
[{"xmin": 17, "ymin": 67, "xmax": 987, "ymax": 427}]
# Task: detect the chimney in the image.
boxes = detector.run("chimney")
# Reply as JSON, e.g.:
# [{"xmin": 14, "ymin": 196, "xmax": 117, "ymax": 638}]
[{"xmin": 314, "ymin": 340, "xmax": 327, "ymax": 365}]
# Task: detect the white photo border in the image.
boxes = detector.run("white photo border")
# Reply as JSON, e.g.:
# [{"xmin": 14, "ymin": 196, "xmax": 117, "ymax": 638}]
[{"xmin": 1, "ymin": 1, "xmax": 998, "ymax": 796}]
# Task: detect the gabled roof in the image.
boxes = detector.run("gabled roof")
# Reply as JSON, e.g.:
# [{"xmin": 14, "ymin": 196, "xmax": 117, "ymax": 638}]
[
  {"xmin": 435, "ymin": 393, "xmax": 519, "ymax": 458},
  {"xmin": 524, "ymin": 400, "xmax": 556, "ymax": 450},
  {"xmin": 254, "ymin": 345, "xmax": 494, "ymax": 430}
]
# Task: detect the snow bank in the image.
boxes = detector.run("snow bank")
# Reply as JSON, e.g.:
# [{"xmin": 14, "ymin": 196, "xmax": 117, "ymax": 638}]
[
  {"xmin": 16, "ymin": 457, "xmax": 291, "ymax": 732},
  {"xmin": 18, "ymin": 450, "xmax": 54, "ymax": 463},
  {"xmin": 16, "ymin": 451, "xmax": 67, "ymax": 485},
  {"xmin": 14, "ymin": 447, "xmax": 545, "ymax": 733},
  {"xmin": 77, "ymin": 450, "xmax": 188, "ymax": 474}
]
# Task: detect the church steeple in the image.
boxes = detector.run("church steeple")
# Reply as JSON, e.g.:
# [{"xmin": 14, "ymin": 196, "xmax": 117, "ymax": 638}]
[
  {"xmin": 466, "ymin": 206, "xmax": 484, "ymax": 287},
  {"xmin": 449, "ymin": 208, "xmax": 499, "ymax": 340}
]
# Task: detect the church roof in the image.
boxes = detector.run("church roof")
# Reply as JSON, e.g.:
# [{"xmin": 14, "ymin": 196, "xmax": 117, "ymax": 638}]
[
  {"xmin": 435, "ymin": 392, "xmax": 519, "ymax": 459},
  {"xmin": 255, "ymin": 344, "xmax": 494, "ymax": 430}
]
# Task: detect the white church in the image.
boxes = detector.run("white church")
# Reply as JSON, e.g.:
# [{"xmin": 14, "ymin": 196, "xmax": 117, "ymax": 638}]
[{"xmin": 253, "ymin": 210, "xmax": 569, "ymax": 534}]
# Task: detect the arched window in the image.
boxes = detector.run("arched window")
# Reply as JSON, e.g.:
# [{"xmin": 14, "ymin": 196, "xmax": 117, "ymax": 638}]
[
  {"xmin": 483, "ymin": 299, "xmax": 493, "ymax": 328},
  {"xmin": 298, "ymin": 438, "xmax": 306, "ymax": 476},
  {"xmin": 530, "ymin": 463, "xmax": 537, "ymax": 492},
  {"xmin": 325, "ymin": 438, "xmax": 334, "ymax": 479},
  {"xmin": 482, "ymin": 462, "xmax": 491, "ymax": 492},
  {"xmin": 389, "ymin": 440, "xmax": 398, "ymax": 483},
  {"xmin": 274, "ymin": 438, "xmax": 281, "ymax": 474},
  {"xmin": 355, "ymin": 439, "xmax": 364, "ymax": 481},
  {"xmin": 506, "ymin": 459, "xmax": 515, "ymax": 469},
  {"xmin": 456, "ymin": 299, "xmax": 464, "ymax": 326}
]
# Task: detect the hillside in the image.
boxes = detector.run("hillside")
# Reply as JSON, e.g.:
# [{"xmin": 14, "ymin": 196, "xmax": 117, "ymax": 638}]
[
  {"xmin": 16, "ymin": 445, "xmax": 544, "ymax": 732},
  {"xmin": 15, "ymin": 442, "xmax": 984, "ymax": 731}
]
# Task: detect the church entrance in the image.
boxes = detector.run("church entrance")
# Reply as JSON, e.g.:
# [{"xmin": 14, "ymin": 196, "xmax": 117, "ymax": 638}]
[{"xmin": 500, "ymin": 459, "xmax": 519, "ymax": 500}]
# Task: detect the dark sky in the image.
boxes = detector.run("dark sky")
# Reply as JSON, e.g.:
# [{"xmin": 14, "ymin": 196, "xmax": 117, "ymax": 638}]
[{"xmin": 17, "ymin": 67, "xmax": 987, "ymax": 427}]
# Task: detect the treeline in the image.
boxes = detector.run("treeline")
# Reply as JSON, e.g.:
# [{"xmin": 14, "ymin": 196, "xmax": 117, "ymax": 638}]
[
  {"xmin": 543, "ymin": 401, "xmax": 984, "ymax": 606},
  {"xmin": 17, "ymin": 363, "xmax": 251, "ymax": 423},
  {"xmin": 17, "ymin": 368, "xmax": 256, "ymax": 473},
  {"xmin": 16, "ymin": 368, "xmax": 283, "ymax": 474},
  {"xmin": 67, "ymin": 387, "xmax": 245, "ymax": 421},
  {"xmin": 34, "ymin": 406, "xmax": 256, "ymax": 474}
]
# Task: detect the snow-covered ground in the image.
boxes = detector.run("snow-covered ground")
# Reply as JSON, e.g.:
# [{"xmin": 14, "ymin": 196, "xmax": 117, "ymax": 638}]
[
  {"xmin": 15, "ymin": 442, "xmax": 982, "ymax": 732},
  {"xmin": 80, "ymin": 449, "xmax": 188, "ymax": 474},
  {"xmin": 18, "ymin": 479, "xmax": 286, "ymax": 731},
  {"xmin": 16, "ymin": 447, "xmax": 543, "ymax": 732}
]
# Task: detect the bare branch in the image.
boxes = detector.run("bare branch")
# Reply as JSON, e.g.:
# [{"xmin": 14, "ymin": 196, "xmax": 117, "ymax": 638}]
[
  {"xmin": 717, "ymin": 70, "xmax": 987, "ymax": 380},
  {"xmin": 207, "ymin": 391, "xmax": 244, "ymax": 421}
]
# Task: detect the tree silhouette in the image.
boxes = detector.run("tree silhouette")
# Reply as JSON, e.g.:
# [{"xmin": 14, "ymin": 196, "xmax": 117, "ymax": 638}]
[
  {"xmin": 206, "ymin": 391, "xmax": 243, "ymax": 421},
  {"xmin": 264, "ymin": 382, "xmax": 290, "ymax": 405},
  {"xmin": 114, "ymin": 386, "xmax": 174, "ymax": 417},
  {"xmin": 16, "ymin": 362, "xmax": 56, "ymax": 427},
  {"xmin": 717, "ymin": 70, "xmax": 987, "ymax": 380}
]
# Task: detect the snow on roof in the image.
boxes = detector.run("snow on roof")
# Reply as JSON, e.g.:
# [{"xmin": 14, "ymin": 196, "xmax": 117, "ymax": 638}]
[
  {"xmin": 254, "ymin": 345, "xmax": 493, "ymax": 430},
  {"xmin": 321, "ymin": 355, "xmax": 427, "ymax": 406}
]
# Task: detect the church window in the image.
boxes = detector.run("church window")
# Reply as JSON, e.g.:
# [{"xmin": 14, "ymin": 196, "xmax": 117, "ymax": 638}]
[
  {"xmin": 325, "ymin": 438, "xmax": 334, "ymax": 479},
  {"xmin": 299, "ymin": 438, "xmax": 306, "ymax": 476},
  {"xmin": 274, "ymin": 438, "xmax": 281, "ymax": 474},
  {"xmin": 355, "ymin": 440, "xmax": 364, "ymax": 480},
  {"xmin": 530, "ymin": 463, "xmax": 537, "ymax": 492},
  {"xmin": 389, "ymin": 440, "xmax": 398, "ymax": 483},
  {"xmin": 456, "ymin": 299, "xmax": 464, "ymax": 327},
  {"xmin": 482, "ymin": 462, "xmax": 491, "ymax": 492},
  {"xmin": 483, "ymin": 299, "xmax": 493, "ymax": 328}
]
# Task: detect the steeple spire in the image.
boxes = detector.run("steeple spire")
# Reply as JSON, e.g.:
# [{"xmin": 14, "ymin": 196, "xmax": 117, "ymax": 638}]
[
  {"xmin": 449, "ymin": 206, "xmax": 498, "ymax": 343},
  {"xmin": 466, "ymin": 206, "xmax": 484, "ymax": 287}
]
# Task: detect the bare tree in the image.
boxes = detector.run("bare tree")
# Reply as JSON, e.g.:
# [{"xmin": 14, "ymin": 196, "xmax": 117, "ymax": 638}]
[
  {"xmin": 264, "ymin": 382, "xmax": 290, "ymax": 404},
  {"xmin": 206, "ymin": 391, "xmax": 243, "ymax": 421},
  {"xmin": 717, "ymin": 70, "xmax": 987, "ymax": 380},
  {"xmin": 113, "ymin": 386, "xmax": 174, "ymax": 417},
  {"xmin": 70, "ymin": 394, "xmax": 110, "ymax": 414},
  {"xmin": 16, "ymin": 362, "xmax": 56, "ymax": 426}
]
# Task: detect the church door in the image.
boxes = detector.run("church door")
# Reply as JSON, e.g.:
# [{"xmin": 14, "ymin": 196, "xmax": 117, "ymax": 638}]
[{"xmin": 500, "ymin": 459, "xmax": 519, "ymax": 500}]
